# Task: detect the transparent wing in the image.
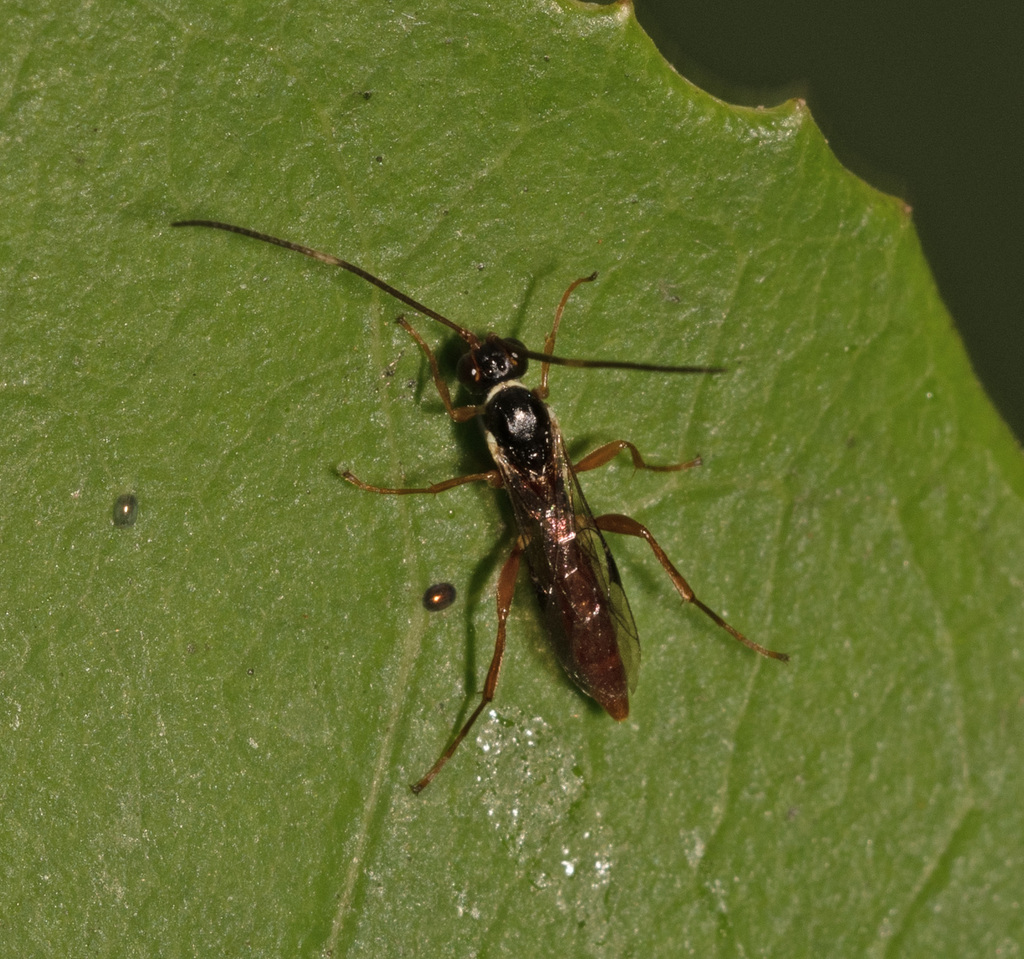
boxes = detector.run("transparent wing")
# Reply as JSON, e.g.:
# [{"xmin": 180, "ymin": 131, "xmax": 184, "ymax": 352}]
[
  {"xmin": 557, "ymin": 454, "xmax": 641, "ymax": 695},
  {"xmin": 492, "ymin": 422, "xmax": 642, "ymax": 701}
]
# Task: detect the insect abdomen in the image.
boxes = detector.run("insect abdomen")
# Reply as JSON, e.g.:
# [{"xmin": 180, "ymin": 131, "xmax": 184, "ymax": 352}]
[{"xmin": 530, "ymin": 538, "xmax": 631, "ymax": 721}]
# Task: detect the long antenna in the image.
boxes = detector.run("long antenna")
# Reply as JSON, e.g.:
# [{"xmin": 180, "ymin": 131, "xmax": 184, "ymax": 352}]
[
  {"xmin": 522, "ymin": 348, "xmax": 724, "ymax": 375},
  {"xmin": 171, "ymin": 219, "xmax": 475, "ymax": 343},
  {"xmin": 171, "ymin": 219, "xmax": 727, "ymax": 374}
]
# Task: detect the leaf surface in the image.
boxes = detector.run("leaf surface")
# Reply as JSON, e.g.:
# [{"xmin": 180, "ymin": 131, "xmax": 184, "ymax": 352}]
[{"xmin": 1, "ymin": 1, "xmax": 1022, "ymax": 956}]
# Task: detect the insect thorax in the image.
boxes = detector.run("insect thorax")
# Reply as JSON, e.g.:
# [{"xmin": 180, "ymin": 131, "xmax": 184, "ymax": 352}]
[{"xmin": 482, "ymin": 382, "xmax": 553, "ymax": 474}]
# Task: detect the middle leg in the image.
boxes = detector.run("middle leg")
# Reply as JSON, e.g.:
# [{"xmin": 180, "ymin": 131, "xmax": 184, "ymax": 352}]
[
  {"xmin": 340, "ymin": 467, "xmax": 501, "ymax": 496},
  {"xmin": 573, "ymin": 440, "xmax": 702, "ymax": 475}
]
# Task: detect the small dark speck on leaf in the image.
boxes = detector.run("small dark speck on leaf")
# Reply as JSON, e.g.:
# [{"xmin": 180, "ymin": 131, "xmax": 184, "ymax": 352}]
[
  {"xmin": 423, "ymin": 582, "xmax": 457, "ymax": 611},
  {"xmin": 112, "ymin": 493, "xmax": 138, "ymax": 527}
]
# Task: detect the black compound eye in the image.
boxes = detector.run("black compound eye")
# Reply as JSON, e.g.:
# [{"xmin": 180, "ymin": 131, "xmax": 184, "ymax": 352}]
[
  {"xmin": 503, "ymin": 338, "xmax": 529, "ymax": 378},
  {"xmin": 456, "ymin": 351, "xmax": 482, "ymax": 387}
]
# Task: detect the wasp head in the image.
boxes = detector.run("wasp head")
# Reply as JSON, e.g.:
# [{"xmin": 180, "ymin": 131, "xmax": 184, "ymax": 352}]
[{"xmin": 456, "ymin": 334, "xmax": 529, "ymax": 392}]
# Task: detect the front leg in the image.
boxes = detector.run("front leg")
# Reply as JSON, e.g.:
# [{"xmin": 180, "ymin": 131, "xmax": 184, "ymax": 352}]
[{"xmin": 396, "ymin": 317, "xmax": 478, "ymax": 423}]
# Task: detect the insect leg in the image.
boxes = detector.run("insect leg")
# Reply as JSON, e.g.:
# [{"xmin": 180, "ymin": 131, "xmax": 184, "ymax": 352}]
[
  {"xmin": 343, "ymin": 316, "xmax": 501, "ymax": 494},
  {"xmin": 573, "ymin": 440, "xmax": 702, "ymax": 475},
  {"xmin": 594, "ymin": 513, "xmax": 789, "ymax": 662},
  {"xmin": 396, "ymin": 317, "xmax": 478, "ymax": 423},
  {"xmin": 411, "ymin": 537, "xmax": 527, "ymax": 793},
  {"xmin": 340, "ymin": 468, "xmax": 501, "ymax": 495},
  {"xmin": 536, "ymin": 273, "xmax": 598, "ymax": 399}
]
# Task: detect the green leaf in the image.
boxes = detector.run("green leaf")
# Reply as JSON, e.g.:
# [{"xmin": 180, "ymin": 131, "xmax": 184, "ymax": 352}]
[{"xmin": 2, "ymin": 1, "xmax": 1022, "ymax": 955}]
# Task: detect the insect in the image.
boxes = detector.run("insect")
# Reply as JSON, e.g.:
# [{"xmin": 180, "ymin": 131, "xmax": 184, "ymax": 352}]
[
  {"xmin": 171, "ymin": 218, "xmax": 789, "ymax": 792},
  {"xmin": 423, "ymin": 582, "xmax": 457, "ymax": 611},
  {"xmin": 112, "ymin": 492, "xmax": 138, "ymax": 527}
]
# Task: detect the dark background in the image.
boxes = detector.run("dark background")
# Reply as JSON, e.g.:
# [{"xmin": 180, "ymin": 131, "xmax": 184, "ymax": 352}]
[{"xmin": 633, "ymin": 1, "xmax": 1023, "ymax": 443}]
